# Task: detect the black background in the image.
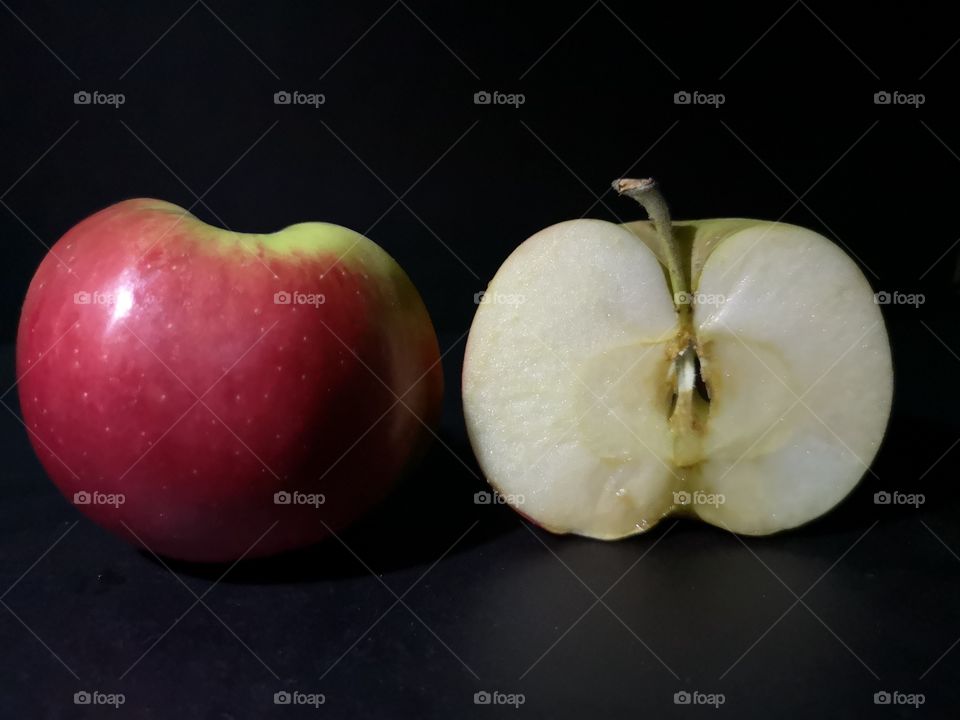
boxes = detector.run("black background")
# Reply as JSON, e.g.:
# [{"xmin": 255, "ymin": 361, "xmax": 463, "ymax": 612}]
[{"xmin": 2, "ymin": 1, "xmax": 959, "ymax": 718}]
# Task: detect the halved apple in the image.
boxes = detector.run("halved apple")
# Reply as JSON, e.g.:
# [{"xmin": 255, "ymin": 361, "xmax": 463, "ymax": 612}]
[{"xmin": 462, "ymin": 179, "xmax": 892, "ymax": 537}]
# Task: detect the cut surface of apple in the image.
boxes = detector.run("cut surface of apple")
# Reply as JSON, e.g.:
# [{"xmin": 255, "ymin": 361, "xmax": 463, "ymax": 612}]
[{"xmin": 462, "ymin": 179, "xmax": 892, "ymax": 537}]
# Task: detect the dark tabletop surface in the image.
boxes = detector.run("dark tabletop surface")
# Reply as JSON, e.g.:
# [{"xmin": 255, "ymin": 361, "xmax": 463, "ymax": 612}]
[
  {"xmin": 3, "ymin": 2, "xmax": 960, "ymax": 718},
  {"xmin": 3, "ymin": 322, "xmax": 960, "ymax": 719}
]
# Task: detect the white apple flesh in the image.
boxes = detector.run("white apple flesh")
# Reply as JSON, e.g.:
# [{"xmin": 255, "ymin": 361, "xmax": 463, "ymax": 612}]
[{"xmin": 462, "ymin": 179, "xmax": 892, "ymax": 537}]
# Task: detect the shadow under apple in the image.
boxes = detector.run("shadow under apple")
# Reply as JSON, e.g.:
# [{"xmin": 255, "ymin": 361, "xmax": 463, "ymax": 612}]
[
  {"xmin": 143, "ymin": 430, "xmax": 517, "ymax": 583},
  {"xmin": 147, "ymin": 408, "xmax": 960, "ymax": 582}
]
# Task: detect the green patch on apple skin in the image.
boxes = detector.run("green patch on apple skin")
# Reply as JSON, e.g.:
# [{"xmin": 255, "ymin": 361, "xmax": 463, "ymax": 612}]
[
  {"xmin": 245, "ymin": 223, "xmax": 410, "ymax": 287},
  {"xmin": 131, "ymin": 199, "xmax": 400, "ymax": 274},
  {"xmin": 125, "ymin": 200, "xmax": 427, "ymax": 319},
  {"xmin": 251, "ymin": 222, "xmax": 364, "ymax": 257}
]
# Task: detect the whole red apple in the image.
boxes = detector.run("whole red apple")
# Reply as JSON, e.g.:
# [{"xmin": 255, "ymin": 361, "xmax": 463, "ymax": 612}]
[{"xmin": 16, "ymin": 199, "xmax": 442, "ymax": 562}]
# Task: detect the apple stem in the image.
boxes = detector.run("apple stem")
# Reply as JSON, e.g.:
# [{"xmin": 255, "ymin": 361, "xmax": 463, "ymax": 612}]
[
  {"xmin": 612, "ymin": 178, "xmax": 692, "ymax": 331},
  {"xmin": 614, "ymin": 178, "xmax": 705, "ymax": 465}
]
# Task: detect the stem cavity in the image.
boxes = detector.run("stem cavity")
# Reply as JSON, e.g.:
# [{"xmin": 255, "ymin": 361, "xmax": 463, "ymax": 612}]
[
  {"xmin": 612, "ymin": 178, "xmax": 691, "ymax": 326},
  {"xmin": 614, "ymin": 177, "xmax": 706, "ymax": 467}
]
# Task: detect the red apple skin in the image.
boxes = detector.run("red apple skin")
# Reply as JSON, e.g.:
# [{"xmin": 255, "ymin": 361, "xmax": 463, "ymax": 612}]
[{"xmin": 17, "ymin": 199, "xmax": 442, "ymax": 562}]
